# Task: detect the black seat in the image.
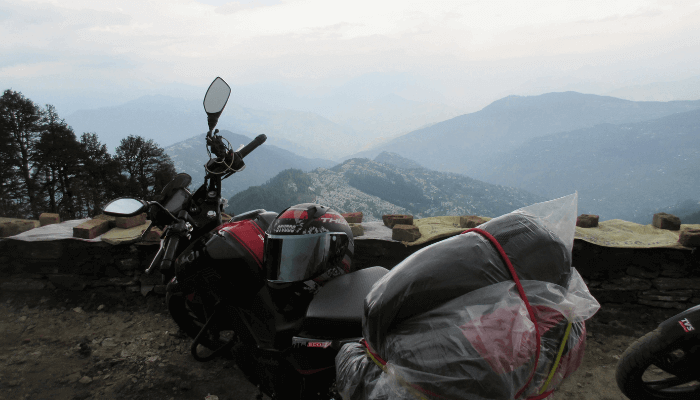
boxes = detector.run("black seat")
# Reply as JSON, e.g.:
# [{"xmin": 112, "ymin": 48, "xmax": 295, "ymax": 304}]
[{"xmin": 301, "ymin": 266, "xmax": 389, "ymax": 339}]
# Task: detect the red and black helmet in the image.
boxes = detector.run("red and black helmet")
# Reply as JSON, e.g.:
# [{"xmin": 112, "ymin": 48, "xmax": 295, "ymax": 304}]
[{"xmin": 263, "ymin": 203, "xmax": 354, "ymax": 285}]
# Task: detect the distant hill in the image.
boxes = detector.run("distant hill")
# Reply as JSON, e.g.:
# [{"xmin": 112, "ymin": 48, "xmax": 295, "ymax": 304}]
[
  {"xmin": 227, "ymin": 158, "xmax": 543, "ymax": 221},
  {"xmin": 164, "ymin": 130, "xmax": 335, "ymax": 200},
  {"xmin": 64, "ymin": 95, "xmax": 355, "ymax": 159},
  {"xmin": 373, "ymin": 151, "xmax": 424, "ymax": 170},
  {"xmin": 605, "ymin": 76, "xmax": 700, "ymax": 102},
  {"xmin": 65, "ymin": 89, "xmax": 458, "ymax": 161},
  {"xmin": 479, "ymin": 109, "xmax": 700, "ymax": 222},
  {"xmin": 346, "ymin": 92, "xmax": 700, "ymax": 179}
]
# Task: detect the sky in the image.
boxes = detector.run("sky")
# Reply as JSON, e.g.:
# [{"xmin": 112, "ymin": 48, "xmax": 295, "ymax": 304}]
[{"xmin": 2, "ymin": 0, "xmax": 700, "ymax": 115}]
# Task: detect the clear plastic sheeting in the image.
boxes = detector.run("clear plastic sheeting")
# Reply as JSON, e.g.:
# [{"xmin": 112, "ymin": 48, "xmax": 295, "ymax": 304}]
[{"xmin": 336, "ymin": 194, "xmax": 600, "ymax": 400}]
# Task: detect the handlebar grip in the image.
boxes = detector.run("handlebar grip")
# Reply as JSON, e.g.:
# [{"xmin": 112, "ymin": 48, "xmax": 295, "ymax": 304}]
[
  {"xmin": 160, "ymin": 236, "xmax": 180, "ymax": 271},
  {"xmin": 238, "ymin": 134, "xmax": 267, "ymax": 159}
]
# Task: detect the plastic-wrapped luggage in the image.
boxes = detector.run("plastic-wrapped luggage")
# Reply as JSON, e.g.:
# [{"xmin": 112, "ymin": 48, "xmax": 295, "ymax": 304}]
[{"xmin": 336, "ymin": 194, "xmax": 600, "ymax": 400}]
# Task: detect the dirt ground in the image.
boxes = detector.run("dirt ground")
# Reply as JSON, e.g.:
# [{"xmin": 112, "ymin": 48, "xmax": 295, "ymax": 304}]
[{"xmin": 0, "ymin": 288, "xmax": 683, "ymax": 400}]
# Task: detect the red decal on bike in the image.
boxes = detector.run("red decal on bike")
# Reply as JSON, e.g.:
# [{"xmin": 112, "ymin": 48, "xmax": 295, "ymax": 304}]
[
  {"xmin": 219, "ymin": 220, "xmax": 265, "ymax": 269},
  {"xmin": 279, "ymin": 210, "xmax": 308, "ymax": 220},
  {"xmin": 679, "ymin": 318, "xmax": 695, "ymax": 333},
  {"xmin": 307, "ymin": 341, "xmax": 332, "ymax": 348}
]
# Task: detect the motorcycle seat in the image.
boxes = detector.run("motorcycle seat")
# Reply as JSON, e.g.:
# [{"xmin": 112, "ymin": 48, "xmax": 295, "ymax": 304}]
[{"xmin": 301, "ymin": 266, "xmax": 389, "ymax": 339}]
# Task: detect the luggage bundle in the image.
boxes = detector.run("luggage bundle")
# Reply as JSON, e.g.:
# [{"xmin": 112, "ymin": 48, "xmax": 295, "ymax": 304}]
[{"xmin": 336, "ymin": 194, "xmax": 600, "ymax": 400}]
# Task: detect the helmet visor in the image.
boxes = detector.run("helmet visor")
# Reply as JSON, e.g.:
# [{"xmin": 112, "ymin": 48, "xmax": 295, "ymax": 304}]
[{"xmin": 264, "ymin": 232, "xmax": 348, "ymax": 283}]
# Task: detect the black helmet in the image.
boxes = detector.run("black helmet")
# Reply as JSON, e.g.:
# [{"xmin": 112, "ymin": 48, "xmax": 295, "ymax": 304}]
[{"xmin": 264, "ymin": 203, "xmax": 354, "ymax": 285}]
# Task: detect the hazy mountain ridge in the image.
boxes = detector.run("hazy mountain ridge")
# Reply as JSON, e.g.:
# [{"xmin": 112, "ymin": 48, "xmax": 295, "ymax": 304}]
[
  {"xmin": 479, "ymin": 109, "xmax": 700, "ymax": 222},
  {"xmin": 605, "ymin": 75, "xmax": 700, "ymax": 102},
  {"xmin": 348, "ymin": 92, "xmax": 700, "ymax": 179},
  {"xmin": 373, "ymin": 151, "xmax": 425, "ymax": 170},
  {"xmin": 227, "ymin": 157, "xmax": 543, "ymax": 221},
  {"xmin": 164, "ymin": 130, "xmax": 335, "ymax": 200},
  {"xmin": 65, "ymin": 89, "xmax": 459, "ymax": 161}
]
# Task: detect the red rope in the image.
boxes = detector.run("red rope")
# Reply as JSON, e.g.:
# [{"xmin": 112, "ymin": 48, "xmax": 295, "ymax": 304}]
[{"xmin": 462, "ymin": 228, "xmax": 542, "ymax": 399}]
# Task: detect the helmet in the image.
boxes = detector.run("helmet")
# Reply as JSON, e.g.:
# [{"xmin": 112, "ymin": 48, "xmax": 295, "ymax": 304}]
[{"xmin": 264, "ymin": 203, "xmax": 354, "ymax": 285}]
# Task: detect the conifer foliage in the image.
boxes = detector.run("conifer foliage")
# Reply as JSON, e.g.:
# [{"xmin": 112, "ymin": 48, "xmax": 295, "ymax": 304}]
[{"xmin": 0, "ymin": 89, "xmax": 175, "ymax": 220}]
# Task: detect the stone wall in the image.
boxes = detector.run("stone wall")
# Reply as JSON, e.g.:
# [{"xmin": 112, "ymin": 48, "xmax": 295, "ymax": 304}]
[
  {"xmin": 0, "ymin": 239, "xmax": 161, "ymax": 295},
  {"xmin": 573, "ymin": 240, "xmax": 700, "ymax": 309},
  {"xmin": 1, "ymin": 237, "xmax": 700, "ymax": 310}
]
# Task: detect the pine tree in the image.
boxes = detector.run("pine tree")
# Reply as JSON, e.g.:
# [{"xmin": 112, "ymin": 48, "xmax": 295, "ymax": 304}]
[{"xmin": 0, "ymin": 90, "xmax": 44, "ymax": 218}]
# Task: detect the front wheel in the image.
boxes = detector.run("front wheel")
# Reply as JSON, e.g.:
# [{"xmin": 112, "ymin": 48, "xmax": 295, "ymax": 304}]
[
  {"xmin": 166, "ymin": 291, "xmax": 234, "ymax": 353},
  {"xmin": 616, "ymin": 327, "xmax": 700, "ymax": 399}
]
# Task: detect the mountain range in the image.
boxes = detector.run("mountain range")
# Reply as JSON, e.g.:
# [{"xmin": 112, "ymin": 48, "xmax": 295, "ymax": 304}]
[
  {"xmin": 226, "ymin": 153, "xmax": 543, "ymax": 221},
  {"xmin": 65, "ymin": 88, "xmax": 700, "ymax": 222},
  {"xmin": 479, "ymin": 109, "xmax": 700, "ymax": 223},
  {"xmin": 344, "ymin": 92, "xmax": 700, "ymax": 180},
  {"xmin": 64, "ymin": 91, "xmax": 457, "ymax": 160}
]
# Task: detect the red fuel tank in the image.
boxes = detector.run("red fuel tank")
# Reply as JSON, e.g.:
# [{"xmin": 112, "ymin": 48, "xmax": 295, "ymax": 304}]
[{"xmin": 214, "ymin": 219, "xmax": 266, "ymax": 269}]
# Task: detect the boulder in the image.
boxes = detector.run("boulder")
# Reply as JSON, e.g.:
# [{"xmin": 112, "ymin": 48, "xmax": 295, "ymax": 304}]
[
  {"xmin": 652, "ymin": 213, "xmax": 681, "ymax": 231},
  {"xmin": 39, "ymin": 213, "xmax": 61, "ymax": 226},
  {"xmin": 382, "ymin": 214, "xmax": 413, "ymax": 228},
  {"xmin": 679, "ymin": 228, "xmax": 700, "ymax": 247},
  {"xmin": 459, "ymin": 215, "xmax": 487, "ymax": 229},
  {"xmin": 392, "ymin": 224, "xmax": 421, "ymax": 242},
  {"xmin": 349, "ymin": 223, "xmax": 364, "ymax": 237},
  {"xmin": 73, "ymin": 219, "xmax": 110, "ymax": 239},
  {"xmin": 576, "ymin": 214, "xmax": 599, "ymax": 228},
  {"xmin": 115, "ymin": 213, "xmax": 147, "ymax": 229},
  {"xmin": 342, "ymin": 212, "xmax": 363, "ymax": 224}
]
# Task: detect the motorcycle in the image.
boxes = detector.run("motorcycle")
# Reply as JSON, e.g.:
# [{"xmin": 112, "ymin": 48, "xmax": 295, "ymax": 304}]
[
  {"xmin": 616, "ymin": 304, "xmax": 700, "ymax": 399},
  {"xmin": 103, "ymin": 77, "xmax": 389, "ymax": 399}
]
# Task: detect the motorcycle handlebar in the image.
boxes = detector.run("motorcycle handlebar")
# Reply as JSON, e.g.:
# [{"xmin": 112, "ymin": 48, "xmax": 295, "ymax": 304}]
[
  {"xmin": 160, "ymin": 235, "xmax": 180, "ymax": 272},
  {"xmin": 238, "ymin": 134, "xmax": 267, "ymax": 159}
]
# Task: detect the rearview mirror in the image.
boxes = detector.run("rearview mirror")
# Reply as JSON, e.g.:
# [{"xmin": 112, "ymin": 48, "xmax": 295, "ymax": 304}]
[
  {"xmin": 203, "ymin": 77, "xmax": 231, "ymax": 131},
  {"xmin": 103, "ymin": 198, "xmax": 148, "ymax": 217}
]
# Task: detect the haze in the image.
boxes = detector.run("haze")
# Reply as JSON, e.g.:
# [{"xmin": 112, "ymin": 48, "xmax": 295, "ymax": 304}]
[{"xmin": 3, "ymin": 0, "xmax": 700, "ymax": 115}]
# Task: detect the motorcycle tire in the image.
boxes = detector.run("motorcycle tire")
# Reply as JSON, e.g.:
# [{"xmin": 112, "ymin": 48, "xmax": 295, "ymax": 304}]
[
  {"xmin": 166, "ymin": 291, "xmax": 232, "ymax": 353},
  {"xmin": 616, "ymin": 327, "xmax": 700, "ymax": 399}
]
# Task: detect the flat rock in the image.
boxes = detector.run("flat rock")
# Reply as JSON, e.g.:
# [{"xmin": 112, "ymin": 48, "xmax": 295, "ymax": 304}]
[
  {"xmin": 392, "ymin": 224, "xmax": 421, "ymax": 242},
  {"xmin": 342, "ymin": 212, "xmax": 363, "ymax": 224},
  {"xmin": 0, "ymin": 278, "xmax": 46, "ymax": 291},
  {"xmin": 652, "ymin": 213, "xmax": 681, "ymax": 231},
  {"xmin": 653, "ymin": 277, "xmax": 700, "ymax": 291},
  {"xmin": 115, "ymin": 213, "xmax": 147, "ymax": 229},
  {"xmin": 382, "ymin": 214, "xmax": 413, "ymax": 228},
  {"xmin": 459, "ymin": 215, "xmax": 487, "ymax": 229},
  {"xmin": 349, "ymin": 223, "xmax": 364, "ymax": 237},
  {"xmin": 638, "ymin": 299, "xmax": 687, "ymax": 309},
  {"xmin": 577, "ymin": 214, "xmax": 599, "ymax": 228},
  {"xmin": 679, "ymin": 228, "xmax": 700, "ymax": 247}
]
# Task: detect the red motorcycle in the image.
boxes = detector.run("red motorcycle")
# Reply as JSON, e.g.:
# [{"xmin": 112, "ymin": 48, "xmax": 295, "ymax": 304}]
[{"xmin": 103, "ymin": 77, "xmax": 388, "ymax": 399}]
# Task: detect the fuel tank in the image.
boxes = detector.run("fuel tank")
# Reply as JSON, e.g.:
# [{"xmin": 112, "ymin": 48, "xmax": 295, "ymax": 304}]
[{"xmin": 206, "ymin": 210, "xmax": 277, "ymax": 267}]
